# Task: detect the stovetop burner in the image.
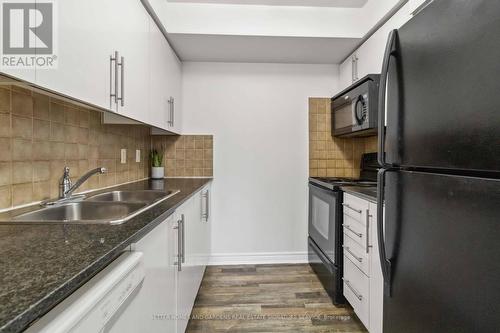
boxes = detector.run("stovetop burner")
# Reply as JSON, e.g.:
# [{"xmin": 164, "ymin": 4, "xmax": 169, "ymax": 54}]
[
  {"xmin": 309, "ymin": 176, "xmax": 378, "ymax": 191},
  {"xmin": 312, "ymin": 177, "xmax": 377, "ymax": 186}
]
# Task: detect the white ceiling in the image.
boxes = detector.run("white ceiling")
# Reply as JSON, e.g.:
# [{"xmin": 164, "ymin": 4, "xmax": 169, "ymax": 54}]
[
  {"xmin": 167, "ymin": 0, "xmax": 368, "ymax": 7},
  {"xmin": 168, "ymin": 34, "xmax": 360, "ymax": 63},
  {"xmin": 150, "ymin": 0, "xmax": 401, "ymax": 64}
]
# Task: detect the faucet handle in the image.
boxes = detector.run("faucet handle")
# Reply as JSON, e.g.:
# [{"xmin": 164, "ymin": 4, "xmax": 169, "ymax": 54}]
[{"xmin": 63, "ymin": 166, "xmax": 70, "ymax": 176}]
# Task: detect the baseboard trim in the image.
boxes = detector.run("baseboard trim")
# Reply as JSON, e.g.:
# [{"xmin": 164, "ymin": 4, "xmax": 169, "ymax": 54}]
[{"xmin": 208, "ymin": 251, "xmax": 308, "ymax": 266}]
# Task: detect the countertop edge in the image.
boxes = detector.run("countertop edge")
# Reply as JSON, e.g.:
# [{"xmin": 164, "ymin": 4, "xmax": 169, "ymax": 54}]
[
  {"xmin": 1, "ymin": 178, "xmax": 212, "ymax": 333},
  {"xmin": 341, "ymin": 187, "xmax": 378, "ymax": 204}
]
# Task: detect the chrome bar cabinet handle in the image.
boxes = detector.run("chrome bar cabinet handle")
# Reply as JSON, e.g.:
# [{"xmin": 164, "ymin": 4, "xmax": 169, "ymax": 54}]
[
  {"xmin": 343, "ymin": 224, "xmax": 362, "ymax": 238},
  {"xmin": 174, "ymin": 222, "xmax": 182, "ymax": 271},
  {"xmin": 366, "ymin": 210, "xmax": 371, "ymax": 254},
  {"xmin": 342, "ymin": 245, "xmax": 363, "ymax": 263},
  {"xmin": 343, "ymin": 278, "xmax": 363, "ymax": 301},
  {"xmin": 110, "ymin": 51, "xmax": 118, "ymax": 106},
  {"xmin": 180, "ymin": 214, "xmax": 185, "ymax": 263},
  {"xmin": 167, "ymin": 98, "xmax": 172, "ymax": 126},
  {"xmin": 202, "ymin": 190, "xmax": 209, "ymax": 221},
  {"xmin": 167, "ymin": 97, "xmax": 174, "ymax": 127},
  {"xmin": 171, "ymin": 97, "xmax": 175, "ymax": 127},
  {"xmin": 118, "ymin": 56, "xmax": 125, "ymax": 107},
  {"xmin": 342, "ymin": 203, "xmax": 362, "ymax": 214}
]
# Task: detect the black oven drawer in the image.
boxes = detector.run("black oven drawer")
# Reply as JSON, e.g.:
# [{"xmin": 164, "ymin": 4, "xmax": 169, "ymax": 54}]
[{"xmin": 308, "ymin": 237, "xmax": 345, "ymax": 305}]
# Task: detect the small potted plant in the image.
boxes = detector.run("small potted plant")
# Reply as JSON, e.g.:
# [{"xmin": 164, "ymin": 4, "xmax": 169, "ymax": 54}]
[{"xmin": 150, "ymin": 148, "xmax": 165, "ymax": 179}]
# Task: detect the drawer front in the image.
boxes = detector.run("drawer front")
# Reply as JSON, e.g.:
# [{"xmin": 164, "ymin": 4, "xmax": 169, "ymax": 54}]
[
  {"xmin": 343, "ymin": 193, "xmax": 369, "ymax": 223},
  {"xmin": 343, "ymin": 214, "xmax": 368, "ymax": 249},
  {"xmin": 343, "ymin": 256, "xmax": 370, "ymax": 329},
  {"xmin": 343, "ymin": 234, "xmax": 369, "ymax": 275}
]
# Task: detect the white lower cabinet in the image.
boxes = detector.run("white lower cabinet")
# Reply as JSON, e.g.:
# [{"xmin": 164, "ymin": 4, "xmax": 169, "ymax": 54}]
[
  {"xmin": 108, "ymin": 215, "xmax": 177, "ymax": 333},
  {"xmin": 344, "ymin": 257, "xmax": 370, "ymax": 328},
  {"xmin": 109, "ymin": 184, "xmax": 212, "ymax": 333},
  {"xmin": 368, "ymin": 201, "xmax": 383, "ymax": 333},
  {"xmin": 343, "ymin": 193, "xmax": 383, "ymax": 333},
  {"xmin": 176, "ymin": 184, "xmax": 212, "ymax": 332}
]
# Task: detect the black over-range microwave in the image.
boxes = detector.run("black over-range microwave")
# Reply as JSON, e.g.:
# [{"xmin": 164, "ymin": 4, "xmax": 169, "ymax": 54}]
[{"xmin": 331, "ymin": 74, "xmax": 380, "ymax": 137}]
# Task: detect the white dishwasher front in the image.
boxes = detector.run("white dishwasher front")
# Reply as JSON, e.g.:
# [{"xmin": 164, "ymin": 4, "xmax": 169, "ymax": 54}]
[{"xmin": 25, "ymin": 251, "xmax": 145, "ymax": 333}]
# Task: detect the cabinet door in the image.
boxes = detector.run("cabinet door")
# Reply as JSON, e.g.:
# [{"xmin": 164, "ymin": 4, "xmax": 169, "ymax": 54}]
[
  {"xmin": 368, "ymin": 202, "xmax": 383, "ymax": 333},
  {"xmin": 337, "ymin": 0, "xmax": 430, "ymax": 94},
  {"xmin": 200, "ymin": 184, "xmax": 212, "ymax": 266},
  {"xmin": 338, "ymin": 56, "xmax": 354, "ymax": 89},
  {"xmin": 175, "ymin": 198, "xmax": 198, "ymax": 333},
  {"xmin": 114, "ymin": 0, "xmax": 150, "ymax": 123},
  {"xmin": 148, "ymin": 19, "xmax": 170, "ymax": 129},
  {"xmin": 0, "ymin": 65, "xmax": 36, "ymax": 84},
  {"xmin": 109, "ymin": 216, "xmax": 176, "ymax": 333},
  {"xmin": 175, "ymin": 190, "xmax": 209, "ymax": 333},
  {"xmin": 146, "ymin": 0, "xmax": 183, "ymax": 133},
  {"xmin": 164, "ymin": 43, "xmax": 182, "ymax": 134},
  {"xmin": 35, "ymin": 0, "xmax": 111, "ymax": 110},
  {"xmin": 191, "ymin": 187, "xmax": 208, "ymax": 268}
]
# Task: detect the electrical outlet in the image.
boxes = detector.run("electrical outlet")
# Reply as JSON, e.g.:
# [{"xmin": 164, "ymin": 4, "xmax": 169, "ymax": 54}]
[
  {"xmin": 135, "ymin": 150, "xmax": 141, "ymax": 163},
  {"xmin": 120, "ymin": 149, "xmax": 127, "ymax": 164}
]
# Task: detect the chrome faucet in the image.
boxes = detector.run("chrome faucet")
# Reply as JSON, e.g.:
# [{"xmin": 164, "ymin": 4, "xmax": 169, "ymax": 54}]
[{"xmin": 59, "ymin": 166, "xmax": 107, "ymax": 199}]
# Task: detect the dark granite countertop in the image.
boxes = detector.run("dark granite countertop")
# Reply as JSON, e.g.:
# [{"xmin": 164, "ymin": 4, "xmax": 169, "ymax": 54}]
[
  {"xmin": 341, "ymin": 186, "xmax": 378, "ymax": 203},
  {"xmin": 0, "ymin": 178, "xmax": 211, "ymax": 333}
]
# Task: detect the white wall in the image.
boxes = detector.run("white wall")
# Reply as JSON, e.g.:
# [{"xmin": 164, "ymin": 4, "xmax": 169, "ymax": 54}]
[{"xmin": 182, "ymin": 62, "xmax": 338, "ymax": 264}]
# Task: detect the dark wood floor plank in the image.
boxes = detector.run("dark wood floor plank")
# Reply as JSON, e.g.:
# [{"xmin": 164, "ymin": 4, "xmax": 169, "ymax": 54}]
[{"xmin": 186, "ymin": 264, "xmax": 368, "ymax": 333}]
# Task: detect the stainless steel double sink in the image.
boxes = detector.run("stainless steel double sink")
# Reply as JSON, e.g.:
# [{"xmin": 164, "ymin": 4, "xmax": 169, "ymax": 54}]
[{"xmin": 8, "ymin": 190, "xmax": 179, "ymax": 225}]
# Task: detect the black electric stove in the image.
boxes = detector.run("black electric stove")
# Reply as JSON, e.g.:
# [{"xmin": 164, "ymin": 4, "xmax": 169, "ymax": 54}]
[{"xmin": 307, "ymin": 153, "xmax": 379, "ymax": 304}]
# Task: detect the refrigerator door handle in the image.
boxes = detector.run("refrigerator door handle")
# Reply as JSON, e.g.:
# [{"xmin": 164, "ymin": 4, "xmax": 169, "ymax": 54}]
[
  {"xmin": 377, "ymin": 168, "xmax": 394, "ymax": 296},
  {"xmin": 378, "ymin": 29, "xmax": 399, "ymax": 168}
]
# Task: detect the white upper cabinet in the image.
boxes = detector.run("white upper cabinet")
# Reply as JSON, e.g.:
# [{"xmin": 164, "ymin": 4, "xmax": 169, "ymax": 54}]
[
  {"xmin": 146, "ymin": 0, "xmax": 183, "ymax": 134},
  {"xmin": 338, "ymin": 0, "xmax": 429, "ymax": 91},
  {"xmin": 1, "ymin": 65, "xmax": 36, "ymax": 84},
  {"xmin": 34, "ymin": 0, "xmax": 112, "ymax": 110},
  {"xmin": 148, "ymin": 19, "xmax": 170, "ymax": 129},
  {"xmin": 163, "ymin": 39, "xmax": 182, "ymax": 134},
  {"xmin": 5, "ymin": 0, "xmax": 173, "ymax": 130},
  {"xmin": 112, "ymin": 0, "xmax": 151, "ymax": 123},
  {"xmin": 148, "ymin": 17, "xmax": 183, "ymax": 134}
]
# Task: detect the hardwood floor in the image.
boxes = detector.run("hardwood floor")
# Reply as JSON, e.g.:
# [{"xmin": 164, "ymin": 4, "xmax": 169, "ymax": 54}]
[{"xmin": 186, "ymin": 264, "xmax": 368, "ymax": 332}]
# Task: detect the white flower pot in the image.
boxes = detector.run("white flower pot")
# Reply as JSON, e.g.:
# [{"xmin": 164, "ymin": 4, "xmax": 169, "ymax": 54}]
[{"xmin": 151, "ymin": 167, "xmax": 164, "ymax": 179}]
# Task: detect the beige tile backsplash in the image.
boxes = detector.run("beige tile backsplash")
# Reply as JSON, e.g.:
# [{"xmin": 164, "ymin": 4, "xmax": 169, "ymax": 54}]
[
  {"xmin": 309, "ymin": 97, "xmax": 378, "ymax": 178},
  {"xmin": 0, "ymin": 84, "xmax": 151, "ymax": 209},
  {"xmin": 152, "ymin": 135, "xmax": 213, "ymax": 178}
]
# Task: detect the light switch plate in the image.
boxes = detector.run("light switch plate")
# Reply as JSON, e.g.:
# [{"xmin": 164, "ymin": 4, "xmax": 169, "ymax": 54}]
[
  {"xmin": 120, "ymin": 149, "xmax": 127, "ymax": 164},
  {"xmin": 135, "ymin": 150, "xmax": 141, "ymax": 163}
]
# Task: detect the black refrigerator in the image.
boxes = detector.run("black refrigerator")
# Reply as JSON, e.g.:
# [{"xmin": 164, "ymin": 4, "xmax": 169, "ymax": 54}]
[{"xmin": 377, "ymin": 0, "xmax": 500, "ymax": 332}]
